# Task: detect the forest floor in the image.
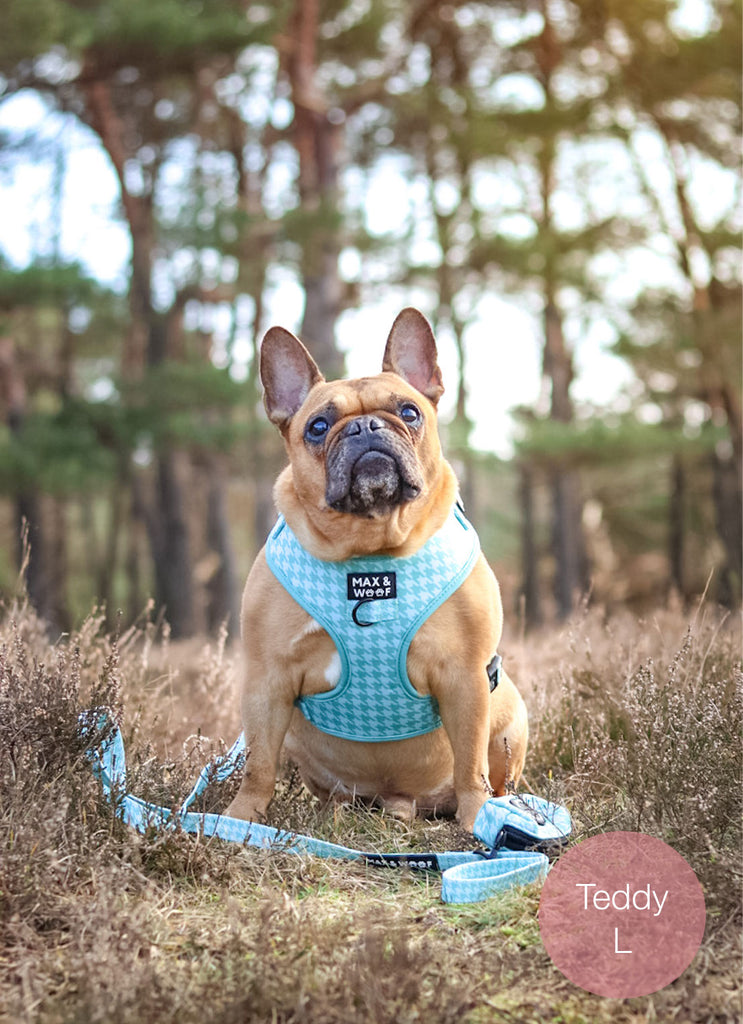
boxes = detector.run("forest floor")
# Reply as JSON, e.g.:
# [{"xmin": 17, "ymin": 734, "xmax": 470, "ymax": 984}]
[{"xmin": 0, "ymin": 595, "xmax": 740, "ymax": 1023}]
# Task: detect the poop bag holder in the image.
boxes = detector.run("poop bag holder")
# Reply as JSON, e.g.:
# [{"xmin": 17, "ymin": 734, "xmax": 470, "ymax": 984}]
[{"xmin": 473, "ymin": 792, "xmax": 573, "ymax": 853}]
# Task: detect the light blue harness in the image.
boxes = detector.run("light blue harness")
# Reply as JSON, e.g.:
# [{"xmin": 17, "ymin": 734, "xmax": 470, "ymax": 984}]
[
  {"xmin": 81, "ymin": 509, "xmax": 574, "ymax": 905},
  {"xmin": 265, "ymin": 503, "xmax": 481, "ymax": 742}
]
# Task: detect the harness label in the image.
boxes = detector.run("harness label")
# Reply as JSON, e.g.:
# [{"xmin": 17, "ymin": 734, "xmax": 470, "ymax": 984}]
[{"xmin": 347, "ymin": 572, "xmax": 397, "ymax": 601}]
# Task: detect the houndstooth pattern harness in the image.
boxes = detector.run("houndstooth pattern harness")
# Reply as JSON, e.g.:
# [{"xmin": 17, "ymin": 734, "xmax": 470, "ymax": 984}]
[{"xmin": 264, "ymin": 503, "xmax": 481, "ymax": 742}]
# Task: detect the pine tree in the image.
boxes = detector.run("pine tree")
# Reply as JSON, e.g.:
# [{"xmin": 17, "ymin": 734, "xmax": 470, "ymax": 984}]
[
  {"xmin": 600, "ymin": 0, "xmax": 742, "ymax": 603},
  {"xmin": 0, "ymin": 0, "xmax": 276, "ymax": 634},
  {"xmin": 0, "ymin": 260, "xmax": 122, "ymax": 626}
]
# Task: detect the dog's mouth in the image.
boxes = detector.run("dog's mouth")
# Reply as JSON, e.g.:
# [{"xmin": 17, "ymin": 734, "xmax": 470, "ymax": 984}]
[{"xmin": 326, "ymin": 438, "xmax": 423, "ymax": 517}]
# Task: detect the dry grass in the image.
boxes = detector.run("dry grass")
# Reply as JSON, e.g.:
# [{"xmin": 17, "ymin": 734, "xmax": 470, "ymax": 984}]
[{"xmin": 0, "ymin": 596, "xmax": 740, "ymax": 1023}]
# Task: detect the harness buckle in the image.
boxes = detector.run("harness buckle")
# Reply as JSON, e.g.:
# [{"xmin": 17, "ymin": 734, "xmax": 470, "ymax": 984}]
[{"xmin": 487, "ymin": 653, "xmax": 502, "ymax": 692}]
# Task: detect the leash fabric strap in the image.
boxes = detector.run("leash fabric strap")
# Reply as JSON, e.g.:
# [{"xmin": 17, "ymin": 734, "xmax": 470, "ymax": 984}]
[
  {"xmin": 91, "ymin": 722, "xmax": 365, "ymax": 860},
  {"xmin": 85, "ymin": 716, "xmax": 568, "ymax": 904}
]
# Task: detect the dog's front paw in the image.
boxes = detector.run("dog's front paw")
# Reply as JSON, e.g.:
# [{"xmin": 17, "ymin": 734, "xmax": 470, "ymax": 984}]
[
  {"xmin": 225, "ymin": 794, "xmax": 268, "ymax": 823},
  {"xmin": 455, "ymin": 790, "xmax": 491, "ymax": 833}
]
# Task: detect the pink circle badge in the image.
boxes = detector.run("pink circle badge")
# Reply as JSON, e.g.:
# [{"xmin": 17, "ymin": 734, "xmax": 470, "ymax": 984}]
[{"xmin": 538, "ymin": 831, "xmax": 706, "ymax": 998}]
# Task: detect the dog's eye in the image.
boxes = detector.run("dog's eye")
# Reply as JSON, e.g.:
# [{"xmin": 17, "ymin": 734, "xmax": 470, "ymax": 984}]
[
  {"xmin": 400, "ymin": 403, "xmax": 421, "ymax": 426},
  {"xmin": 306, "ymin": 416, "xmax": 330, "ymax": 441}
]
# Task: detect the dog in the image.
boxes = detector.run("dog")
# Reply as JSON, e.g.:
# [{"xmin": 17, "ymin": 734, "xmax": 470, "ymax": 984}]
[{"xmin": 226, "ymin": 307, "xmax": 528, "ymax": 832}]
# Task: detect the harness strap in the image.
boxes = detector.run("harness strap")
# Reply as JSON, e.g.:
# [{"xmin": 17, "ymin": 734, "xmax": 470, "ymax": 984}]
[{"xmin": 84, "ymin": 714, "xmax": 567, "ymax": 905}]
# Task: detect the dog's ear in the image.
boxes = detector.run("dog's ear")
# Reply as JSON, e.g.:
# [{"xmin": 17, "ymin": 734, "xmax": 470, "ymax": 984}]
[
  {"xmin": 261, "ymin": 326, "xmax": 325, "ymax": 431},
  {"xmin": 382, "ymin": 308, "xmax": 444, "ymax": 406}
]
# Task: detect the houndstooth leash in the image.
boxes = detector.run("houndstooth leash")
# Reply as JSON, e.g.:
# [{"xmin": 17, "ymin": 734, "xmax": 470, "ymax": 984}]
[{"xmin": 83, "ymin": 712, "xmax": 571, "ymax": 904}]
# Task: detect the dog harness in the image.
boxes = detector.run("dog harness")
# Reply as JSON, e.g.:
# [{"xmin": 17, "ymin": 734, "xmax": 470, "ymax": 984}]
[{"xmin": 264, "ymin": 503, "xmax": 483, "ymax": 742}]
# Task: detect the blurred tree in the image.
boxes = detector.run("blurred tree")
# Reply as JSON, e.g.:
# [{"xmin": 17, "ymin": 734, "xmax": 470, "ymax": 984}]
[
  {"xmin": 603, "ymin": 0, "xmax": 742, "ymax": 603},
  {"xmin": 0, "ymin": 262, "xmax": 120, "ymax": 628},
  {"xmin": 514, "ymin": 410, "xmax": 725, "ymax": 606},
  {"xmin": 75, "ymin": 1, "xmax": 267, "ymax": 637},
  {"xmin": 0, "ymin": 0, "xmax": 275, "ymax": 635},
  {"xmin": 466, "ymin": 0, "xmax": 621, "ymax": 621},
  {"xmin": 475, "ymin": 0, "xmax": 741, "ymax": 614},
  {"xmin": 279, "ymin": 0, "xmax": 345, "ymax": 377},
  {"xmin": 0, "ymin": 0, "xmax": 738, "ymax": 631},
  {"xmin": 0, "ymin": 0, "xmax": 404, "ymax": 631},
  {"xmin": 396, "ymin": 3, "xmax": 492, "ymax": 511}
]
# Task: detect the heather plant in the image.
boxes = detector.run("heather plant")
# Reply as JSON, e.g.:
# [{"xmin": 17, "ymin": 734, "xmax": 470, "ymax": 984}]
[
  {"xmin": 523, "ymin": 609, "xmax": 742, "ymax": 916},
  {"xmin": 0, "ymin": 596, "xmax": 740, "ymax": 1023}
]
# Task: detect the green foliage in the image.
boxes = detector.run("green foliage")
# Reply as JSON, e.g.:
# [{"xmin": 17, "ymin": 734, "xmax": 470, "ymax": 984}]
[
  {"xmin": 0, "ymin": 261, "xmax": 103, "ymax": 312},
  {"xmin": 5, "ymin": 0, "xmax": 271, "ymax": 75},
  {"xmin": 515, "ymin": 412, "xmax": 721, "ymax": 469},
  {"xmin": 0, "ymin": 406, "xmax": 116, "ymax": 494},
  {"xmin": 0, "ymin": 0, "xmax": 66, "ymax": 68},
  {"xmin": 280, "ymin": 201, "xmax": 346, "ymax": 249},
  {"xmin": 318, "ymin": 0, "xmax": 393, "ymax": 68},
  {"xmin": 0, "ymin": 360, "xmax": 247, "ymax": 496},
  {"xmin": 118, "ymin": 360, "xmax": 247, "ymax": 451}
]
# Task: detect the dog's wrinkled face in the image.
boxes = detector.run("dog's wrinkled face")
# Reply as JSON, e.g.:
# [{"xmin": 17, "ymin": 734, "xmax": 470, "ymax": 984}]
[
  {"xmin": 303, "ymin": 379, "xmax": 426, "ymax": 517},
  {"xmin": 260, "ymin": 308, "xmax": 445, "ymax": 520}
]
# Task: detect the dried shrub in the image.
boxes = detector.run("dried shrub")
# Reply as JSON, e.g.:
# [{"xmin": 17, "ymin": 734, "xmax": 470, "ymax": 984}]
[
  {"xmin": 523, "ymin": 609, "xmax": 742, "ymax": 917},
  {"xmin": 0, "ymin": 596, "xmax": 740, "ymax": 1023}
]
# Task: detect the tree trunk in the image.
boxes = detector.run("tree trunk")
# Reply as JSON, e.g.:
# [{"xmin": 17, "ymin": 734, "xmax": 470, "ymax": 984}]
[
  {"xmin": 86, "ymin": 77, "xmax": 197, "ymax": 637},
  {"xmin": 534, "ymin": 6, "xmax": 589, "ymax": 620},
  {"xmin": 0, "ymin": 338, "xmax": 60, "ymax": 629},
  {"xmin": 204, "ymin": 457, "xmax": 240, "ymax": 638},
  {"xmin": 152, "ymin": 452, "xmax": 195, "ymax": 638},
  {"xmin": 126, "ymin": 508, "xmax": 145, "ymax": 626},
  {"xmin": 48, "ymin": 496, "xmax": 70, "ymax": 633},
  {"xmin": 129, "ymin": 458, "xmax": 193, "ymax": 637},
  {"xmin": 98, "ymin": 470, "xmax": 127, "ymax": 627},
  {"xmin": 668, "ymin": 455, "xmax": 685, "ymax": 599},
  {"xmin": 285, "ymin": 0, "xmax": 344, "ymax": 378},
  {"xmin": 519, "ymin": 463, "xmax": 542, "ymax": 628},
  {"xmin": 712, "ymin": 447, "xmax": 742, "ymax": 607},
  {"xmin": 651, "ymin": 128, "xmax": 742, "ymax": 603},
  {"xmin": 543, "ymin": 300, "xmax": 588, "ymax": 618},
  {"xmin": 301, "ymin": 246, "xmax": 344, "ymax": 379},
  {"xmin": 15, "ymin": 497, "xmax": 52, "ymax": 624},
  {"xmin": 550, "ymin": 469, "xmax": 587, "ymax": 618}
]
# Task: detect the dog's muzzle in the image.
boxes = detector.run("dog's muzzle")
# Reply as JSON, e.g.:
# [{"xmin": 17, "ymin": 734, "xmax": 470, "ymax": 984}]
[{"xmin": 325, "ymin": 415, "xmax": 423, "ymax": 516}]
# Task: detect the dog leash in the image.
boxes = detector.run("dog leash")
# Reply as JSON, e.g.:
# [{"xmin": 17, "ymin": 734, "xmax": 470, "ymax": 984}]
[{"xmin": 83, "ymin": 712, "xmax": 571, "ymax": 904}]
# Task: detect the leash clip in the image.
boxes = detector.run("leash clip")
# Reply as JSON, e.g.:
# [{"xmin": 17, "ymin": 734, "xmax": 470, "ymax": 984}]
[{"xmin": 476, "ymin": 828, "xmax": 509, "ymax": 860}]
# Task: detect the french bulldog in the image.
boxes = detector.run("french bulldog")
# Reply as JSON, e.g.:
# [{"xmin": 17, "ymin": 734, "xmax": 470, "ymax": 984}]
[{"xmin": 226, "ymin": 308, "xmax": 528, "ymax": 831}]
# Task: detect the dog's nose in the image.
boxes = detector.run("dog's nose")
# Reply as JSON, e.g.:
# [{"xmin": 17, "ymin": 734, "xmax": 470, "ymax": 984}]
[{"xmin": 344, "ymin": 415, "xmax": 384, "ymax": 437}]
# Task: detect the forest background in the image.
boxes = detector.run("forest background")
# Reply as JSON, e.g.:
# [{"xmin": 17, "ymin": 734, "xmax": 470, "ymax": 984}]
[{"xmin": 0, "ymin": 0, "xmax": 740, "ymax": 640}]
